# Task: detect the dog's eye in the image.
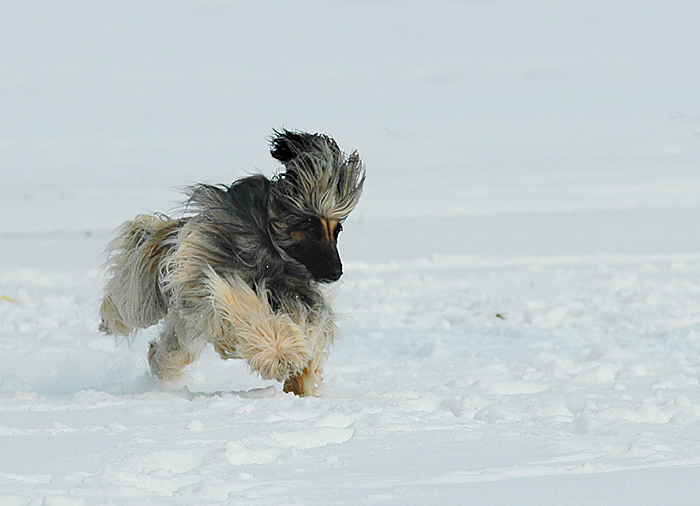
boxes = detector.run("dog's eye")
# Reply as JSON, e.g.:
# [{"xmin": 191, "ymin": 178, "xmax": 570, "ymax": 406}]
[{"xmin": 301, "ymin": 217, "xmax": 321, "ymax": 232}]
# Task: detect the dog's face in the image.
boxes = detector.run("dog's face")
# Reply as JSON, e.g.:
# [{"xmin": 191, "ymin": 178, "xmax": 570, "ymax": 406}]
[
  {"xmin": 268, "ymin": 130, "xmax": 364, "ymax": 283},
  {"xmin": 285, "ymin": 215, "xmax": 343, "ymax": 283}
]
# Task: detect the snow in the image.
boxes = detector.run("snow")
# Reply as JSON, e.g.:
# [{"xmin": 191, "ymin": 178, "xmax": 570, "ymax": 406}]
[{"xmin": 2, "ymin": 0, "xmax": 700, "ymax": 504}]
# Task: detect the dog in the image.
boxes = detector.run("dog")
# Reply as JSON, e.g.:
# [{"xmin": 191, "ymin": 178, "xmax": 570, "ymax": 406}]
[{"xmin": 99, "ymin": 130, "xmax": 365, "ymax": 396}]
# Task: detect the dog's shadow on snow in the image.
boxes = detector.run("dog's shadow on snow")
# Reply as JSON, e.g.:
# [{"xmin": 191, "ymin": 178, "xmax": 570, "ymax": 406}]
[{"xmin": 101, "ymin": 371, "xmax": 283, "ymax": 401}]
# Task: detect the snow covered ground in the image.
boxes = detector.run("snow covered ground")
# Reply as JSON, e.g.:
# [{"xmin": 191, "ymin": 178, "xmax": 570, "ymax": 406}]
[{"xmin": 2, "ymin": 1, "xmax": 700, "ymax": 504}]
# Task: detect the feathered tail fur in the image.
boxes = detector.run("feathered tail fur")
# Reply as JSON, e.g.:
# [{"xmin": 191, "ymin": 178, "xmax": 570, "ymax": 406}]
[
  {"xmin": 99, "ymin": 214, "xmax": 183, "ymax": 337},
  {"xmin": 98, "ymin": 129, "xmax": 364, "ymax": 396}
]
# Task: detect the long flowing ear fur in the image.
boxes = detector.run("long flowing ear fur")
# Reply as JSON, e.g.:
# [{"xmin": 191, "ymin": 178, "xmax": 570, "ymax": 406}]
[
  {"xmin": 270, "ymin": 129, "xmax": 341, "ymax": 164},
  {"xmin": 268, "ymin": 129, "xmax": 366, "ymax": 220}
]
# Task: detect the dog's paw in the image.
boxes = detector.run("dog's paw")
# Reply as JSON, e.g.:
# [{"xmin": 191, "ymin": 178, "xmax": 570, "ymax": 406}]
[
  {"xmin": 245, "ymin": 325, "xmax": 312, "ymax": 382},
  {"xmin": 98, "ymin": 318, "xmax": 111, "ymax": 334},
  {"xmin": 98, "ymin": 317, "xmax": 133, "ymax": 336},
  {"xmin": 283, "ymin": 369, "xmax": 321, "ymax": 397}
]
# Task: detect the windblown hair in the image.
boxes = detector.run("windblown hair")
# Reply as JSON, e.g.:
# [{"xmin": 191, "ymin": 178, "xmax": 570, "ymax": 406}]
[
  {"xmin": 269, "ymin": 130, "xmax": 365, "ymax": 219},
  {"xmin": 99, "ymin": 130, "xmax": 365, "ymax": 396}
]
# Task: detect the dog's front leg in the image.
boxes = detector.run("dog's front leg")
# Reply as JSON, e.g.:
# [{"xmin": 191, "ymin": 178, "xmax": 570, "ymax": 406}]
[
  {"xmin": 283, "ymin": 351, "xmax": 325, "ymax": 397},
  {"xmin": 206, "ymin": 270, "xmax": 313, "ymax": 388}
]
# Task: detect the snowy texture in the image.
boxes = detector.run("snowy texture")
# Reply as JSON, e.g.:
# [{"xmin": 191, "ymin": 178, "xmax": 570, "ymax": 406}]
[{"xmin": 2, "ymin": 0, "xmax": 700, "ymax": 504}]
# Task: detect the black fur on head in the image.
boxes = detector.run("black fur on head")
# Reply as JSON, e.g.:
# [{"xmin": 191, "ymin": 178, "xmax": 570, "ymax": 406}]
[
  {"xmin": 101, "ymin": 130, "xmax": 365, "ymax": 396},
  {"xmin": 270, "ymin": 129, "xmax": 342, "ymax": 164},
  {"xmin": 182, "ymin": 130, "xmax": 364, "ymax": 289},
  {"xmin": 266, "ymin": 129, "xmax": 365, "ymax": 283},
  {"xmin": 280, "ymin": 213, "xmax": 345, "ymax": 283}
]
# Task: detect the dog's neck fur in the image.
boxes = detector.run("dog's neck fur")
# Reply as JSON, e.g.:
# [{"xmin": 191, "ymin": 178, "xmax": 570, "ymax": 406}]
[
  {"xmin": 180, "ymin": 130, "xmax": 364, "ymax": 309},
  {"xmin": 182, "ymin": 179, "xmax": 319, "ymax": 309}
]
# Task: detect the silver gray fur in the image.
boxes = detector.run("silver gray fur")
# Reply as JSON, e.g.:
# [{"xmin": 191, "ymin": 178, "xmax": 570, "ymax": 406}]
[{"xmin": 99, "ymin": 130, "xmax": 365, "ymax": 396}]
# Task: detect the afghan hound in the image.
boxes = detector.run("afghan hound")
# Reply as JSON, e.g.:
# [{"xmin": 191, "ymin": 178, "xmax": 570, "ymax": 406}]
[{"xmin": 98, "ymin": 130, "xmax": 365, "ymax": 396}]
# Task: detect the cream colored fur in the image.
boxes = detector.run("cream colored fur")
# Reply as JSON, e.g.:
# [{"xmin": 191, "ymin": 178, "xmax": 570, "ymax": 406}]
[
  {"xmin": 100, "ymin": 131, "xmax": 362, "ymax": 397},
  {"xmin": 99, "ymin": 214, "xmax": 180, "ymax": 337},
  {"xmin": 102, "ymin": 216, "xmax": 337, "ymax": 396}
]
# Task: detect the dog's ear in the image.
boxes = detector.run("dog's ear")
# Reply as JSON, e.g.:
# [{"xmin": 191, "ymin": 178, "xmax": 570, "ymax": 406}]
[
  {"xmin": 270, "ymin": 129, "xmax": 305, "ymax": 163},
  {"xmin": 270, "ymin": 129, "xmax": 340, "ymax": 164}
]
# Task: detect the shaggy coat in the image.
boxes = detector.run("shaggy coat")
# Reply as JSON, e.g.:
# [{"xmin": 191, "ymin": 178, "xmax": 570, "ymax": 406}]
[{"xmin": 99, "ymin": 130, "xmax": 365, "ymax": 396}]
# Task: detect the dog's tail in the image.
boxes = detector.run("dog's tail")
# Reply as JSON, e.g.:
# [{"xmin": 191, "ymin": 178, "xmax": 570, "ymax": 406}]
[{"xmin": 99, "ymin": 214, "xmax": 183, "ymax": 338}]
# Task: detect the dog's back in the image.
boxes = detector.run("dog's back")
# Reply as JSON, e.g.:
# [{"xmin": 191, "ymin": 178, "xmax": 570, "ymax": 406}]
[{"xmin": 99, "ymin": 214, "xmax": 184, "ymax": 337}]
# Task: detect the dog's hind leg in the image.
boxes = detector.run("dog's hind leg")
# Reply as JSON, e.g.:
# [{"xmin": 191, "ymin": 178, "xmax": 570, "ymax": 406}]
[
  {"xmin": 147, "ymin": 312, "xmax": 203, "ymax": 381},
  {"xmin": 99, "ymin": 295, "xmax": 136, "ymax": 336},
  {"xmin": 100, "ymin": 214, "xmax": 181, "ymax": 337},
  {"xmin": 205, "ymin": 270, "xmax": 313, "ymax": 385}
]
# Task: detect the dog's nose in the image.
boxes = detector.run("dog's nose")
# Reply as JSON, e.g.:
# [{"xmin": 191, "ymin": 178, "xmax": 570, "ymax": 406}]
[{"xmin": 321, "ymin": 266, "xmax": 343, "ymax": 283}]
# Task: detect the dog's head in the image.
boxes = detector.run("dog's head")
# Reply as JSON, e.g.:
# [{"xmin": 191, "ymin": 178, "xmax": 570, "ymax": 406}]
[{"xmin": 268, "ymin": 130, "xmax": 365, "ymax": 283}]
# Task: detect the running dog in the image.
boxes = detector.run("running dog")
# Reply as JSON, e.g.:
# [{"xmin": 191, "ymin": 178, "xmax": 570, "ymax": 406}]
[{"xmin": 99, "ymin": 130, "xmax": 365, "ymax": 396}]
